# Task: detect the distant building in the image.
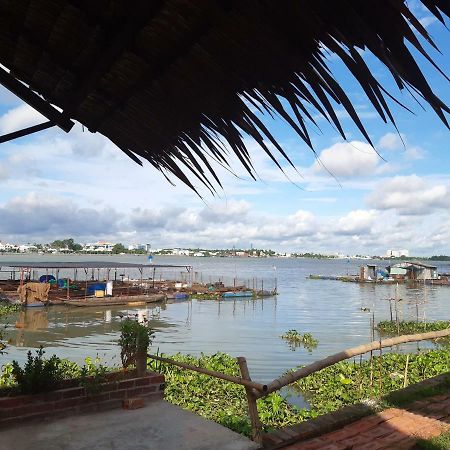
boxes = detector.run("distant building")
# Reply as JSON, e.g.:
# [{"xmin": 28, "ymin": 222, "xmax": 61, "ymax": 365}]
[
  {"xmin": 171, "ymin": 248, "xmax": 190, "ymax": 256},
  {"xmin": 83, "ymin": 241, "xmax": 114, "ymax": 252},
  {"xmin": 386, "ymin": 249, "xmax": 409, "ymax": 258},
  {"xmin": 389, "ymin": 261, "xmax": 438, "ymax": 281},
  {"xmin": 18, "ymin": 244, "xmax": 38, "ymax": 253},
  {"xmin": 0, "ymin": 242, "xmax": 17, "ymax": 251}
]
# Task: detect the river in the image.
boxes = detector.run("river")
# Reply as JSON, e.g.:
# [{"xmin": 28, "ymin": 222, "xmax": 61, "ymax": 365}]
[{"xmin": 1, "ymin": 255, "xmax": 449, "ymax": 384}]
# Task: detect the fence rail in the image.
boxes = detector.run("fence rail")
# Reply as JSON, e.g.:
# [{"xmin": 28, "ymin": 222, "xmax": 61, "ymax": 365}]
[{"xmin": 148, "ymin": 328, "xmax": 450, "ymax": 444}]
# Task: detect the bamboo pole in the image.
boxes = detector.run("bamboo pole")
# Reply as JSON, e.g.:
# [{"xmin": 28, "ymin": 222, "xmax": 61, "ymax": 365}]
[
  {"xmin": 148, "ymin": 354, "xmax": 267, "ymax": 393},
  {"xmin": 403, "ymin": 354, "xmax": 410, "ymax": 388},
  {"xmin": 262, "ymin": 329, "xmax": 450, "ymax": 397},
  {"xmin": 237, "ymin": 357, "xmax": 262, "ymax": 444}
]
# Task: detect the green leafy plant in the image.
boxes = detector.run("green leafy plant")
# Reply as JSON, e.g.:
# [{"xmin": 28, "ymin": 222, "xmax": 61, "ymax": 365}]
[
  {"xmin": 292, "ymin": 348, "xmax": 450, "ymax": 415},
  {"xmin": 11, "ymin": 346, "xmax": 64, "ymax": 394},
  {"xmin": 118, "ymin": 317, "xmax": 154, "ymax": 368},
  {"xmin": 281, "ymin": 330, "xmax": 318, "ymax": 352},
  {"xmin": 377, "ymin": 320, "xmax": 450, "ymax": 335},
  {"xmin": 79, "ymin": 356, "xmax": 108, "ymax": 394}
]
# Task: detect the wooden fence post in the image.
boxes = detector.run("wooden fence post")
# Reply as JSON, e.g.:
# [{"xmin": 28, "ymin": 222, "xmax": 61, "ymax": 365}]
[{"xmin": 237, "ymin": 357, "xmax": 262, "ymax": 445}]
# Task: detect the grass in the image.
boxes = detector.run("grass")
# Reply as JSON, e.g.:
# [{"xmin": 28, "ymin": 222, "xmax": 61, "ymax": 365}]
[{"xmin": 414, "ymin": 430, "xmax": 450, "ymax": 449}]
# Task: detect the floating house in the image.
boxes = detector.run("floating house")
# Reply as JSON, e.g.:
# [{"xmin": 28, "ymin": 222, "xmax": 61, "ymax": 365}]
[
  {"xmin": 358, "ymin": 261, "xmax": 438, "ymax": 283},
  {"xmin": 388, "ymin": 262, "xmax": 438, "ymax": 281}
]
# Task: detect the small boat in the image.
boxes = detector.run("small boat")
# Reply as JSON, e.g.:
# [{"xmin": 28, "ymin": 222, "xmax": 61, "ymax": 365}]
[
  {"xmin": 24, "ymin": 301, "xmax": 45, "ymax": 308},
  {"xmin": 222, "ymin": 291, "xmax": 254, "ymax": 298},
  {"xmin": 166, "ymin": 292, "xmax": 189, "ymax": 300}
]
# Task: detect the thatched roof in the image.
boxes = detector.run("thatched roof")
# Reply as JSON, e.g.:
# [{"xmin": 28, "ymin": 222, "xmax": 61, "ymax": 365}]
[{"xmin": 0, "ymin": 1, "xmax": 449, "ymax": 192}]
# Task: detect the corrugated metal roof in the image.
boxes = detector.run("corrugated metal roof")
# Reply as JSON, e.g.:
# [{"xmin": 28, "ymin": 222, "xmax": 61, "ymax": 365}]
[
  {"xmin": 0, "ymin": 261, "xmax": 191, "ymax": 270},
  {"xmin": 390, "ymin": 267, "xmax": 407, "ymax": 275}
]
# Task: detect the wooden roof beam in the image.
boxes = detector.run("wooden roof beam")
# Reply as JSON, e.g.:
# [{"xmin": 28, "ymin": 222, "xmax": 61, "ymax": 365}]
[
  {"xmin": 0, "ymin": 121, "xmax": 56, "ymax": 144},
  {"xmin": 0, "ymin": 66, "xmax": 74, "ymax": 133}
]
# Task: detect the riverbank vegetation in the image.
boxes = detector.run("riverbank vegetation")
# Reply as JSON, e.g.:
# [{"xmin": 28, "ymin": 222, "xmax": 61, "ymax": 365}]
[
  {"xmin": 149, "ymin": 348, "xmax": 450, "ymax": 436},
  {"xmin": 377, "ymin": 321, "xmax": 450, "ymax": 335},
  {"xmin": 1, "ymin": 346, "xmax": 449, "ymax": 436}
]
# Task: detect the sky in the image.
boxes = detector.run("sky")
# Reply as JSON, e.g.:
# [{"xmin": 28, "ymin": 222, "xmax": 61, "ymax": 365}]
[{"xmin": 0, "ymin": 3, "xmax": 449, "ymax": 256}]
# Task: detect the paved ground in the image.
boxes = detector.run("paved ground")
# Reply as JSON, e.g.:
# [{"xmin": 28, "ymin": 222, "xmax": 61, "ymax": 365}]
[
  {"xmin": 279, "ymin": 394, "xmax": 450, "ymax": 449},
  {"xmin": 0, "ymin": 400, "xmax": 259, "ymax": 450}
]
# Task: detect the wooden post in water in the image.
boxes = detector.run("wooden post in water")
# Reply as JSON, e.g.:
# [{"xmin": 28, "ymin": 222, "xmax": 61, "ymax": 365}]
[{"xmin": 237, "ymin": 357, "xmax": 262, "ymax": 445}]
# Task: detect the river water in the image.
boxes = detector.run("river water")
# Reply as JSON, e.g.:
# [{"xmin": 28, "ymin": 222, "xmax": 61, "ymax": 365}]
[{"xmin": 1, "ymin": 255, "xmax": 449, "ymax": 384}]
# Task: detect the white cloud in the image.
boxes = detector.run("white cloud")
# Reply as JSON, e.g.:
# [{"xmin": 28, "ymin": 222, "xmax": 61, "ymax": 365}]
[
  {"xmin": 312, "ymin": 141, "xmax": 380, "ymax": 177},
  {"xmin": 335, "ymin": 209, "xmax": 378, "ymax": 235},
  {"xmin": 0, "ymin": 104, "xmax": 46, "ymax": 134},
  {"xmin": 378, "ymin": 132, "xmax": 405, "ymax": 151},
  {"xmin": 367, "ymin": 175, "xmax": 450, "ymax": 215},
  {"xmin": 404, "ymin": 146, "xmax": 425, "ymax": 160}
]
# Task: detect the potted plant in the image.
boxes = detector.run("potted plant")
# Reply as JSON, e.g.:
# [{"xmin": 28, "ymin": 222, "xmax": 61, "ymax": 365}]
[{"xmin": 118, "ymin": 317, "xmax": 154, "ymax": 376}]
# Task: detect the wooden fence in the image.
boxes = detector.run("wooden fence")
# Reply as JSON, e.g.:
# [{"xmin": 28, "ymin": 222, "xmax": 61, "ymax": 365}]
[{"xmin": 148, "ymin": 328, "xmax": 450, "ymax": 444}]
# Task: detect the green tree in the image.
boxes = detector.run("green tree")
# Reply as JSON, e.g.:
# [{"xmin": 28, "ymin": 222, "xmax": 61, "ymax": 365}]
[{"xmin": 112, "ymin": 243, "xmax": 127, "ymax": 254}]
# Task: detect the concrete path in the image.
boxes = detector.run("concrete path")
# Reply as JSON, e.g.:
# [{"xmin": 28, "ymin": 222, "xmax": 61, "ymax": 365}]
[
  {"xmin": 0, "ymin": 400, "xmax": 259, "ymax": 450},
  {"xmin": 279, "ymin": 393, "xmax": 450, "ymax": 449}
]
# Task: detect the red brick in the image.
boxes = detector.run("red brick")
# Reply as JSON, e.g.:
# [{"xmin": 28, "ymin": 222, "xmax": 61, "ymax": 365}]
[
  {"xmin": 118, "ymin": 379, "xmax": 135, "ymax": 389},
  {"xmin": 135, "ymin": 377, "xmax": 151, "ymax": 387},
  {"xmin": 122, "ymin": 397, "xmax": 145, "ymax": 410},
  {"xmin": 109, "ymin": 389, "xmax": 127, "ymax": 400},
  {"xmin": 360, "ymin": 423, "xmax": 394, "ymax": 440},
  {"xmin": 141, "ymin": 385, "xmax": 157, "ymax": 395},
  {"xmin": 339, "ymin": 433, "xmax": 372, "ymax": 447},
  {"xmin": 54, "ymin": 397, "xmax": 84, "ymax": 410},
  {"xmin": 378, "ymin": 408, "xmax": 403, "ymax": 421},
  {"xmin": 148, "ymin": 375, "xmax": 165, "ymax": 384},
  {"xmin": 0, "ymin": 396, "xmax": 27, "ymax": 408},
  {"xmin": 292, "ymin": 438, "xmax": 329, "ymax": 450},
  {"xmin": 424, "ymin": 402, "xmax": 448, "ymax": 412},
  {"xmin": 61, "ymin": 387, "xmax": 85, "ymax": 399},
  {"xmin": 387, "ymin": 436, "xmax": 420, "ymax": 450},
  {"xmin": 355, "ymin": 440, "xmax": 386, "ymax": 450},
  {"xmin": 126, "ymin": 387, "xmax": 144, "ymax": 398},
  {"xmin": 376, "ymin": 430, "xmax": 409, "ymax": 447},
  {"xmin": 321, "ymin": 428, "xmax": 356, "ymax": 442}
]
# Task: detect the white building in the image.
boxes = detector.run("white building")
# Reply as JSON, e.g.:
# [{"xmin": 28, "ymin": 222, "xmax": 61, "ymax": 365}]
[
  {"xmin": 171, "ymin": 248, "xmax": 190, "ymax": 256},
  {"xmin": 0, "ymin": 242, "xmax": 17, "ymax": 251},
  {"xmin": 83, "ymin": 241, "xmax": 114, "ymax": 252},
  {"xmin": 18, "ymin": 244, "xmax": 38, "ymax": 253},
  {"xmin": 386, "ymin": 249, "xmax": 409, "ymax": 258}
]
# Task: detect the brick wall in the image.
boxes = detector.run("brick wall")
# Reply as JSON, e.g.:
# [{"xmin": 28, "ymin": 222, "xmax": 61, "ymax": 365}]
[{"xmin": 0, "ymin": 371, "xmax": 165, "ymax": 428}]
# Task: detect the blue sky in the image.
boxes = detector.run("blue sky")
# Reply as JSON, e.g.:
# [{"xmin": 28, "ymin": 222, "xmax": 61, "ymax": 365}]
[{"xmin": 0, "ymin": 3, "xmax": 449, "ymax": 255}]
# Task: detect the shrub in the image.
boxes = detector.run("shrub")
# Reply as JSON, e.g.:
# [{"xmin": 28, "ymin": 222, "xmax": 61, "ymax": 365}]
[
  {"xmin": 118, "ymin": 317, "xmax": 154, "ymax": 368},
  {"xmin": 11, "ymin": 347, "xmax": 64, "ymax": 394}
]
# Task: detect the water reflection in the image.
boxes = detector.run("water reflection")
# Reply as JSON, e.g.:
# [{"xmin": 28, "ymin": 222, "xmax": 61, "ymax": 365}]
[{"xmin": 1, "ymin": 257, "xmax": 449, "ymax": 383}]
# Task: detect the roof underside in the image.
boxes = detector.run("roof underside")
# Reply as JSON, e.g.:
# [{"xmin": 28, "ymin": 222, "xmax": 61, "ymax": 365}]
[
  {"xmin": 0, "ymin": 0, "xmax": 449, "ymax": 192},
  {"xmin": 0, "ymin": 261, "xmax": 191, "ymax": 269}
]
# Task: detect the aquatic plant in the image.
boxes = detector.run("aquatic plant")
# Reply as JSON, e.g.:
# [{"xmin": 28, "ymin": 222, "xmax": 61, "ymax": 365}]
[
  {"xmin": 377, "ymin": 321, "xmax": 450, "ymax": 346},
  {"xmin": 377, "ymin": 320, "xmax": 450, "ymax": 335},
  {"xmin": 149, "ymin": 348, "xmax": 450, "ymax": 436},
  {"xmin": 149, "ymin": 352, "xmax": 304, "ymax": 436},
  {"xmin": 281, "ymin": 330, "xmax": 318, "ymax": 352},
  {"xmin": 291, "ymin": 349, "xmax": 450, "ymax": 415},
  {"xmin": 0, "ymin": 302, "xmax": 20, "ymax": 318}
]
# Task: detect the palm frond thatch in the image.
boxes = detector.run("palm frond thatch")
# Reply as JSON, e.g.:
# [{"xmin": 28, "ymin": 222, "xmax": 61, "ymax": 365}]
[{"xmin": 0, "ymin": 0, "xmax": 448, "ymax": 191}]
